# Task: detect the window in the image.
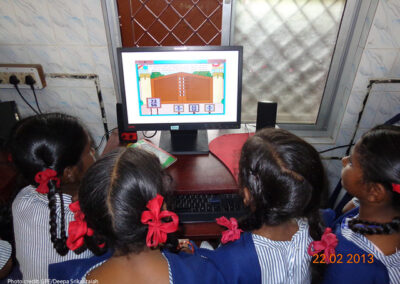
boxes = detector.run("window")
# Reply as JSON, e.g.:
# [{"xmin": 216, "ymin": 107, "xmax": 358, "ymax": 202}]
[
  {"xmin": 103, "ymin": 0, "xmax": 378, "ymax": 137},
  {"xmin": 231, "ymin": 0, "xmax": 346, "ymax": 124}
]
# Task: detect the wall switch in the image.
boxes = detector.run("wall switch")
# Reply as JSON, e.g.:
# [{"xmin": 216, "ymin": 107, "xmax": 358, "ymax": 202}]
[{"xmin": 0, "ymin": 64, "xmax": 46, "ymax": 89}]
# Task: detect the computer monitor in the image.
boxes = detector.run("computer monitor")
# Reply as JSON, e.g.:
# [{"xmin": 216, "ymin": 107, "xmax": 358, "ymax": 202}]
[{"xmin": 117, "ymin": 46, "xmax": 243, "ymax": 154}]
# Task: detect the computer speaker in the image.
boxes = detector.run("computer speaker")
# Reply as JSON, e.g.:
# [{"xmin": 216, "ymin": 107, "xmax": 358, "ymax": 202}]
[
  {"xmin": 116, "ymin": 103, "xmax": 137, "ymax": 143},
  {"xmin": 256, "ymin": 101, "xmax": 277, "ymax": 131}
]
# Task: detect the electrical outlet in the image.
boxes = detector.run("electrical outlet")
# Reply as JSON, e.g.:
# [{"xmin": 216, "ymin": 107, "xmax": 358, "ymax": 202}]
[{"xmin": 0, "ymin": 64, "xmax": 46, "ymax": 89}]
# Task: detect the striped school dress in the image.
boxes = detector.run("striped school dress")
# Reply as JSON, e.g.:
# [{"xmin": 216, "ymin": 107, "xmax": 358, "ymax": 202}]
[{"xmin": 12, "ymin": 185, "xmax": 93, "ymax": 280}]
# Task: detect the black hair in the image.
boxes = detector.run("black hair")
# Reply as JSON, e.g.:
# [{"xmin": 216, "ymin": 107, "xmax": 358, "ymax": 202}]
[
  {"xmin": 238, "ymin": 128, "xmax": 326, "ymax": 283},
  {"xmin": 9, "ymin": 113, "xmax": 88, "ymax": 256},
  {"xmin": 79, "ymin": 147, "xmax": 177, "ymax": 256},
  {"xmin": 348, "ymin": 125, "xmax": 400, "ymax": 235}
]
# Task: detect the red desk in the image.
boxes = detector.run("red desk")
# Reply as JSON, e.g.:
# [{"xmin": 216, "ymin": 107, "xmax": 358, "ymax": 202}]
[{"xmin": 168, "ymin": 154, "xmax": 239, "ymax": 240}]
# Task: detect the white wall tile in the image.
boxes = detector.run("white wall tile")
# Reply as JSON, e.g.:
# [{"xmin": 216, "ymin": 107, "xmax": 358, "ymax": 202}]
[
  {"xmin": 47, "ymin": 0, "xmax": 89, "ymax": 45},
  {"xmin": 366, "ymin": 0, "xmax": 399, "ymax": 48},
  {"xmin": 101, "ymin": 87, "xmax": 117, "ymax": 129},
  {"xmin": 27, "ymin": 46, "xmax": 64, "ymax": 73},
  {"xmin": 373, "ymin": 92, "xmax": 400, "ymax": 125},
  {"xmin": 13, "ymin": 0, "xmax": 56, "ymax": 45},
  {"xmin": 69, "ymin": 87, "xmax": 103, "ymax": 125},
  {"xmin": 352, "ymin": 48, "xmax": 399, "ymax": 91},
  {"xmin": 0, "ymin": 15, "xmax": 24, "ymax": 44},
  {"xmin": 82, "ymin": 0, "xmax": 107, "ymax": 46},
  {"xmin": 37, "ymin": 87, "xmax": 76, "ymax": 116},
  {"xmin": 359, "ymin": 90, "xmax": 383, "ymax": 128},
  {"xmin": 0, "ymin": 0, "xmax": 16, "ymax": 16},
  {"xmin": 389, "ymin": 52, "xmax": 400, "ymax": 77},
  {"xmin": 91, "ymin": 47, "xmax": 114, "ymax": 89},
  {"xmin": 0, "ymin": 46, "xmax": 32, "ymax": 63},
  {"xmin": 58, "ymin": 47, "xmax": 96, "ymax": 74}
]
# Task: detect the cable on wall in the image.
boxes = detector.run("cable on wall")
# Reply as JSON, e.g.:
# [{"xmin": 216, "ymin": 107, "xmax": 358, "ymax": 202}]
[
  {"xmin": 46, "ymin": 73, "xmax": 110, "ymax": 140},
  {"xmin": 328, "ymin": 78, "xmax": 400, "ymax": 211}
]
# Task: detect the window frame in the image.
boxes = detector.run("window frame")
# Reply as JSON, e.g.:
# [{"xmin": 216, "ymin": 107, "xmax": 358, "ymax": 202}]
[{"xmin": 102, "ymin": 0, "xmax": 379, "ymax": 141}]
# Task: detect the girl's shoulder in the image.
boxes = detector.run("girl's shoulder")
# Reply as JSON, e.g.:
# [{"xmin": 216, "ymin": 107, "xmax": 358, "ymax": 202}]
[
  {"xmin": 12, "ymin": 185, "xmax": 74, "ymax": 229},
  {"xmin": 12, "ymin": 185, "xmax": 46, "ymax": 212},
  {"xmin": 193, "ymin": 232, "xmax": 261, "ymax": 284},
  {"xmin": 322, "ymin": 208, "xmax": 393, "ymax": 284},
  {"xmin": 162, "ymin": 249, "xmax": 226, "ymax": 284},
  {"xmin": 49, "ymin": 250, "xmax": 112, "ymax": 281},
  {"xmin": 252, "ymin": 218, "xmax": 311, "ymax": 246}
]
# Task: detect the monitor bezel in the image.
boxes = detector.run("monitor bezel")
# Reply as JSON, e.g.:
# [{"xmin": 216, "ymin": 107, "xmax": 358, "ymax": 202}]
[{"xmin": 117, "ymin": 45, "xmax": 243, "ymax": 132}]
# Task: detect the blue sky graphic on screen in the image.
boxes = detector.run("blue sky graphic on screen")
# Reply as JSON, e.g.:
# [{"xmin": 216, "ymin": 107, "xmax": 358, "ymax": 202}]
[{"xmin": 135, "ymin": 60, "xmax": 226, "ymax": 117}]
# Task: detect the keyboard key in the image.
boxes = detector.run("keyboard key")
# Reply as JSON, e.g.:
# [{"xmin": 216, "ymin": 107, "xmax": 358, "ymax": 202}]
[{"xmin": 172, "ymin": 193, "xmax": 247, "ymax": 223}]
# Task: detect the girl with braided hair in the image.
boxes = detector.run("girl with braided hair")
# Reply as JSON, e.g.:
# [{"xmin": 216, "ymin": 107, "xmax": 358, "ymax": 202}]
[
  {"xmin": 49, "ymin": 147, "xmax": 226, "ymax": 284},
  {"xmin": 9, "ymin": 113, "xmax": 96, "ymax": 280},
  {"xmin": 323, "ymin": 125, "xmax": 400, "ymax": 283},
  {"xmin": 195, "ymin": 128, "xmax": 330, "ymax": 284}
]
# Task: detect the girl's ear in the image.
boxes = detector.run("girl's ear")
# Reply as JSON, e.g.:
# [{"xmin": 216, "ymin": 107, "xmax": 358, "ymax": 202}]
[
  {"xmin": 243, "ymin": 187, "xmax": 252, "ymax": 206},
  {"xmin": 366, "ymin": 183, "xmax": 387, "ymax": 203},
  {"xmin": 62, "ymin": 165, "xmax": 80, "ymax": 184}
]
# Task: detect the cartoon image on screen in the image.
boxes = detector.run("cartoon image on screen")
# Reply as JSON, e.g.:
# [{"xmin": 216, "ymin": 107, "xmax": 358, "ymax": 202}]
[{"xmin": 135, "ymin": 60, "xmax": 225, "ymax": 116}]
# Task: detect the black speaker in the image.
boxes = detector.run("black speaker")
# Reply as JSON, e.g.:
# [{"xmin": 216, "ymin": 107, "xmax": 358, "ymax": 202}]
[
  {"xmin": 116, "ymin": 103, "xmax": 137, "ymax": 143},
  {"xmin": 256, "ymin": 101, "xmax": 277, "ymax": 131},
  {"xmin": 0, "ymin": 101, "xmax": 20, "ymax": 148}
]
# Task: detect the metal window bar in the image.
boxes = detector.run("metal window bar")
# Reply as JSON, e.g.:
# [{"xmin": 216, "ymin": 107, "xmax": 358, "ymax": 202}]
[{"xmin": 127, "ymin": 0, "xmax": 223, "ymax": 46}]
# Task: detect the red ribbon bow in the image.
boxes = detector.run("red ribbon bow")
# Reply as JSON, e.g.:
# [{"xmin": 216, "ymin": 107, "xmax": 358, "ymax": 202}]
[
  {"xmin": 216, "ymin": 216, "xmax": 243, "ymax": 244},
  {"xmin": 66, "ymin": 201, "xmax": 94, "ymax": 251},
  {"xmin": 392, "ymin": 183, "xmax": 400, "ymax": 194},
  {"xmin": 141, "ymin": 194, "xmax": 179, "ymax": 248},
  {"xmin": 34, "ymin": 169, "xmax": 60, "ymax": 194},
  {"xmin": 307, "ymin": 227, "xmax": 338, "ymax": 264}
]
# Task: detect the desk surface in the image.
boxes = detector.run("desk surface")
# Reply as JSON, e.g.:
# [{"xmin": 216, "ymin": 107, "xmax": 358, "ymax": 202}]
[
  {"xmin": 168, "ymin": 153, "xmax": 239, "ymax": 240},
  {"xmin": 168, "ymin": 154, "xmax": 238, "ymax": 194}
]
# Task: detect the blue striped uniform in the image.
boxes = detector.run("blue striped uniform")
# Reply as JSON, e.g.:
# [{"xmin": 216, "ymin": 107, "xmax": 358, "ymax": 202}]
[
  {"xmin": 252, "ymin": 219, "xmax": 313, "ymax": 284},
  {"xmin": 0, "ymin": 240, "xmax": 12, "ymax": 269},
  {"xmin": 342, "ymin": 217, "xmax": 400, "ymax": 284},
  {"xmin": 12, "ymin": 185, "xmax": 93, "ymax": 280}
]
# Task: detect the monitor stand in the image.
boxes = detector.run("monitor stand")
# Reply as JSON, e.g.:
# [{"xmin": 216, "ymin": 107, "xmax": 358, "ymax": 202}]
[{"xmin": 159, "ymin": 130, "xmax": 209, "ymax": 155}]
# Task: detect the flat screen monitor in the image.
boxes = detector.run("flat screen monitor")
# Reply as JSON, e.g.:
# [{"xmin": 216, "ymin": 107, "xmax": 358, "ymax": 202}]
[{"xmin": 117, "ymin": 46, "xmax": 243, "ymax": 154}]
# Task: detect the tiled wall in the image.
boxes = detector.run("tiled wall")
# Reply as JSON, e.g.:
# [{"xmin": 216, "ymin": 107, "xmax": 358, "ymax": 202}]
[
  {"xmin": 316, "ymin": 0, "xmax": 400, "ymax": 199},
  {"xmin": 0, "ymin": 0, "xmax": 117, "ymax": 148},
  {"xmin": 0, "ymin": 0, "xmax": 399, "ymax": 197}
]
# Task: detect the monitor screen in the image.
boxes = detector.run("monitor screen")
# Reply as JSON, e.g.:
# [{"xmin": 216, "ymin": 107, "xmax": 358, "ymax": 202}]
[{"xmin": 117, "ymin": 46, "xmax": 243, "ymax": 132}]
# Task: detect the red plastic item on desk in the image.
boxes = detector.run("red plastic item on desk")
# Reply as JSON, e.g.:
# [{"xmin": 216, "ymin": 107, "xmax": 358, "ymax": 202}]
[{"xmin": 209, "ymin": 133, "xmax": 254, "ymax": 183}]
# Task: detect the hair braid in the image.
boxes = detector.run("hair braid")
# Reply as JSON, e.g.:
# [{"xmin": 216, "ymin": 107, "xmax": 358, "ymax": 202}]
[
  {"xmin": 307, "ymin": 209, "xmax": 325, "ymax": 284},
  {"xmin": 58, "ymin": 190, "xmax": 68, "ymax": 251},
  {"xmin": 47, "ymin": 180, "xmax": 68, "ymax": 256},
  {"xmin": 348, "ymin": 217, "xmax": 400, "ymax": 235}
]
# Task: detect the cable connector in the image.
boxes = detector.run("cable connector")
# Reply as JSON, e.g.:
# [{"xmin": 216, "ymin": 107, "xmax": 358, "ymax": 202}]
[
  {"xmin": 25, "ymin": 75, "xmax": 36, "ymax": 87},
  {"xmin": 9, "ymin": 75, "xmax": 20, "ymax": 85}
]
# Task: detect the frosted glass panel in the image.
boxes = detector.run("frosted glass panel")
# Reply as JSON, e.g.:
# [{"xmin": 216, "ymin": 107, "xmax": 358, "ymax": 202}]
[{"xmin": 234, "ymin": 0, "xmax": 346, "ymax": 123}]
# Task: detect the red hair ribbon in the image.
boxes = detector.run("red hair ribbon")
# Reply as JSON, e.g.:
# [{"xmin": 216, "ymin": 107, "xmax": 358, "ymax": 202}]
[
  {"xmin": 392, "ymin": 183, "xmax": 400, "ymax": 194},
  {"xmin": 66, "ymin": 201, "xmax": 96, "ymax": 251},
  {"xmin": 34, "ymin": 169, "xmax": 60, "ymax": 194},
  {"xmin": 141, "ymin": 194, "xmax": 179, "ymax": 248},
  {"xmin": 216, "ymin": 216, "xmax": 243, "ymax": 244},
  {"xmin": 307, "ymin": 227, "xmax": 338, "ymax": 264}
]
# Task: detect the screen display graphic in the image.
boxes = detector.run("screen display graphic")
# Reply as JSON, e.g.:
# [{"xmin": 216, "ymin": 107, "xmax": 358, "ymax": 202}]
[{"xmin": 136, "ymin": 60, "xmax": 225, "ymax": 117}]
